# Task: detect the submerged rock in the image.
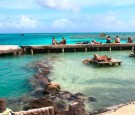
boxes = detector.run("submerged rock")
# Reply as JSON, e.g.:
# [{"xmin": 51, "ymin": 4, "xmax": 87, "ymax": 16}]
[{"xmin": 25, "ymin": 98, "xmax": 54, "ymax": 110}]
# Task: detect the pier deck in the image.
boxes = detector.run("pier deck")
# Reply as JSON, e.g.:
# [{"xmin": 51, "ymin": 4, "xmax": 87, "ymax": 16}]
[
  {"xmin": 0, "ymin": 43, "xmax": 135, "ymax": 55},
  {"xmin": 21, "ymin": 43, "xmax": 135, "ymax": 54},
  {"xmin": 0, "ymin": 45, "xmax": 22, "ymax": 55}
]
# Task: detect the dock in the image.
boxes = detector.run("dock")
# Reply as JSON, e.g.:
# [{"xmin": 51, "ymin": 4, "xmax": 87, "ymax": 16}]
[
  {"xmin": 0, "ymin": 45, "xmax": 22, "ymax": 55},
  {"xmin": 0, "ymin": 43, "xmax": 135, "ymax": 55},
  {"xmin": 21, "ymin": 43, "xmax": 135, "ymax": 54},
  {"xmin": 83, "ymin": 58, "xmax": 122, "ymax": 66}
]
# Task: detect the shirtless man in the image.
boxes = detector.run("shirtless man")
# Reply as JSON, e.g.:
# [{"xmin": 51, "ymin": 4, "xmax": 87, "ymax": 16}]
[{"xmin": 115, "ymin": 36, "xmax": 120, "ymax": 43}]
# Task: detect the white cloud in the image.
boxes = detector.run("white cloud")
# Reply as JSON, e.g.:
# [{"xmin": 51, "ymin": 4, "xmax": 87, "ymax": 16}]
[
  {"xmin": 87, "ymin": 11, "xmax": 125, "ymax": 29},
  {"xmin": 37, "ymin": 0, "xmax": 80, "ymax": 12},
  {"xmin": 18, "ymin": 15, "xmax": 38, "ymax": 28},
  {"xmin": 52, "ymin": 18, "xmax": 73, "ymax": 28},
  {"xmin": 0, "ymin": 15, "xmax": 39, "ymax": 29}
]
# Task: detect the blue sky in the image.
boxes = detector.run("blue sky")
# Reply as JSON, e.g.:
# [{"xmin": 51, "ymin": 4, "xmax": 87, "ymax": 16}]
[{"xmin": 0, "ymin": 0, "xmax": 135, "ymax": 33}]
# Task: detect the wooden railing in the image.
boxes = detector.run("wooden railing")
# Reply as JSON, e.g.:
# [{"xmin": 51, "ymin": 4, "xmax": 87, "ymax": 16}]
[{"xmin": 13, "ymin": 106, "xmax": 54, "ymax": 115}]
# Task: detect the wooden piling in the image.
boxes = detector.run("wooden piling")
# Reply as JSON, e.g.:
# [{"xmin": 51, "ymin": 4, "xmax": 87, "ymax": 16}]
[
  {"xmin": 13, "ymin": 106, "xmax": 55, "ymax": 115},
  {"xmin": 48, "ymin": 49, "xmax": 50, "ymax": 53},
  {"xmin": 62, "ymin": 48, "xmax": 64, "ymax": 53},
  {"xmin": 109, "ymin": 47, "xmax": 111, "ymax": 51},
  {"xmin": 85, "ymin": 47, "xmax": 87, "ymax": 52},
  {"xmin": 49, "ymin": 107, "xmax": 54, "ymax": 115},
  {"xmin": 31, "ymin": 48, "xmax": 34, "ymax": 55}
]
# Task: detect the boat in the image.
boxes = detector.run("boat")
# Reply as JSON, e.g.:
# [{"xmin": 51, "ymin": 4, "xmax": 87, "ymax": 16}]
[{"xmin": 99, "ymin": 33, "xmax": 106, "ymax": 37}]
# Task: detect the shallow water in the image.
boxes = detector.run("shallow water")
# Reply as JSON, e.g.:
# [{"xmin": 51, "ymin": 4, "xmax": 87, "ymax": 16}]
[
  {"xmin": 0, "ymin": 51, "xmax": 135, "ymax": 111},
  {"xmin": 47, "ymin": 51, "xmax": 135, "ymax": 111}
]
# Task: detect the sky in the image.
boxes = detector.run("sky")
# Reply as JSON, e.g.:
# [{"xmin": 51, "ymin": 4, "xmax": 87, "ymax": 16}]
[{"xmin": 0, "ymin": 0, "xmax": 135, "ymax": 33}]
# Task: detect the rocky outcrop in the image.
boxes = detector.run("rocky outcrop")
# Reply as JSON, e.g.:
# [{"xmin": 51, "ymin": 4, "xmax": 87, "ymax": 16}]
[{"xmin": 46, "ymin": 82, "xmax": 61, "ymax": 93}]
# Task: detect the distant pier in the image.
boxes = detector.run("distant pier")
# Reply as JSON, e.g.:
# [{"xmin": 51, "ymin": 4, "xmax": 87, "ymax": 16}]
[{"xmin": 0, "ymin": 43, "xmax": 135, "ymax": 55}]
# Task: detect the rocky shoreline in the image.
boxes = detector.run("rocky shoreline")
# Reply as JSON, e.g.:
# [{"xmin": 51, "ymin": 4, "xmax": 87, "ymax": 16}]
[
  {"xmin": 7, "ymin": 57, "xmax": 96, "ymax": 114},
  {"xmin": 5, "ymin": 57, "xmax": 135, "ymax": 114}
]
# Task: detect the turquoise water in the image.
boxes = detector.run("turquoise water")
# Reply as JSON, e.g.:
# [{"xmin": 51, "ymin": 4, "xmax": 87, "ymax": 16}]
[
  {"xmin": 1, "ymin": 51, "xmax": 135, "ymax": 111},
  {"xmin": 48, "ymin": 51, "xmax": 135, "ymax": 111},
  {"xmin": 0, "ymin": 32, "xmax": 135, "ymax": 45},
  {"xmin": 1, "ymin": 32, "xmax": 135, "ymax": 111},
  {"xmin": 0, "ymin": 55, "xmax": 39, "ymax": 98}
]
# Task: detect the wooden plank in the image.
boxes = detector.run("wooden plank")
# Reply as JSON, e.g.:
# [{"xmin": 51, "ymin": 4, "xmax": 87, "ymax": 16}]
[{"xmin": 83, "ymin": 58, "xmax": 122, "ymax": 66}]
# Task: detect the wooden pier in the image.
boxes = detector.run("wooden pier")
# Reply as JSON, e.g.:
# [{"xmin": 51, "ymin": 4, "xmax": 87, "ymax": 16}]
[
  {"xmin": 21, "ymin": 43, "xmax": 135, "ymax": 54},
  {"xmin": 0, "ymin": 45, "xmax": 22, "ymax": 55},
  {"xmin": 0, "ymin": 43, "xmax": 135, "ymax": 55}
]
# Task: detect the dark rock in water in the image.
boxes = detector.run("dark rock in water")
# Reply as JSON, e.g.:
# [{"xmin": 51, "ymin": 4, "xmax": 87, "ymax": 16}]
[
  {"xmin": 30, "ymin": 88, "xmax": 46, "ymax": 98},
  {"xmin": 74, "ymin": 93, "xmax": 85, "ymax": 97},
  {"xmin": 89, "ymin": 108, "xmax": 108, "ymax": 115},
  {"xmin": 67, "ymin": 95, "xmax": 78, "ymax": 101},
  {"xmin": 25, "ymin": 98, "xmax": 54, "ymax": 110},
  {"xmin": 88, "ymin": 97, "xmax": 97, "ymax": 102},
  {"xmin": 31, "ymin": 73, "xmax": 50, "ymax": 89}
]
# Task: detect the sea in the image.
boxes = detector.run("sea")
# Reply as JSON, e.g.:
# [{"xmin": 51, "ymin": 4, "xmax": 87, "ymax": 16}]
[
  {"xmin": 0, "ymin": 32, "xmax": 135, "ymax": 112},
  {"xmin": 0, "ymin": 32, "xmax": 135, "ymax": 45}
]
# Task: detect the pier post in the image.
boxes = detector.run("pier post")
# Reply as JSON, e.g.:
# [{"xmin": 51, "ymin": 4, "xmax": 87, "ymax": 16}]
[
  {"xmin": 31, "ymin": 48, "xmax": 34, "ymax": 55},
  {"xmin": 97, "ymin": 47, "xmax": 99, "ymax": 51},
  {"xmin": 132, "ymin": 46, "xmax": 134, "ymax": 50},
  {"xmin": 49, "ymin": 107, "xmax": 54, "ymax": 115},
  {"xmin": 23, "ymin": 47, "xmax": 26, "ymax": 53},
  {"xmin": 13, "ymin": 52, "xmax": 17, "ymax": 56},
  {"xmin": 120, "ymin": 47, "xmax": 122, "ymax": 50},
  {"xmin": 18, "ymin": 50, "xmax": 22, "ymax": 55},
  {"xmin": 74, "ymin": 49, "xmax": 76, "ymax": 52},
  {"xmin": 85, "ymin": 48, "xmax": 87, "ymax": 52},
  {"xmin": 109, "ymin": 47, "xmax": 111, "ymax": 51},
  {"xmin": 0, "ymin": 98, "xmax": 6, "ymax": 113},
  {"xmin": 48, "ymin": 49, "xmax": 50, "ymax": 53},
  {"xmin": 62, "ymin": 48, "xmax": 64, "ymax": 53}
]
